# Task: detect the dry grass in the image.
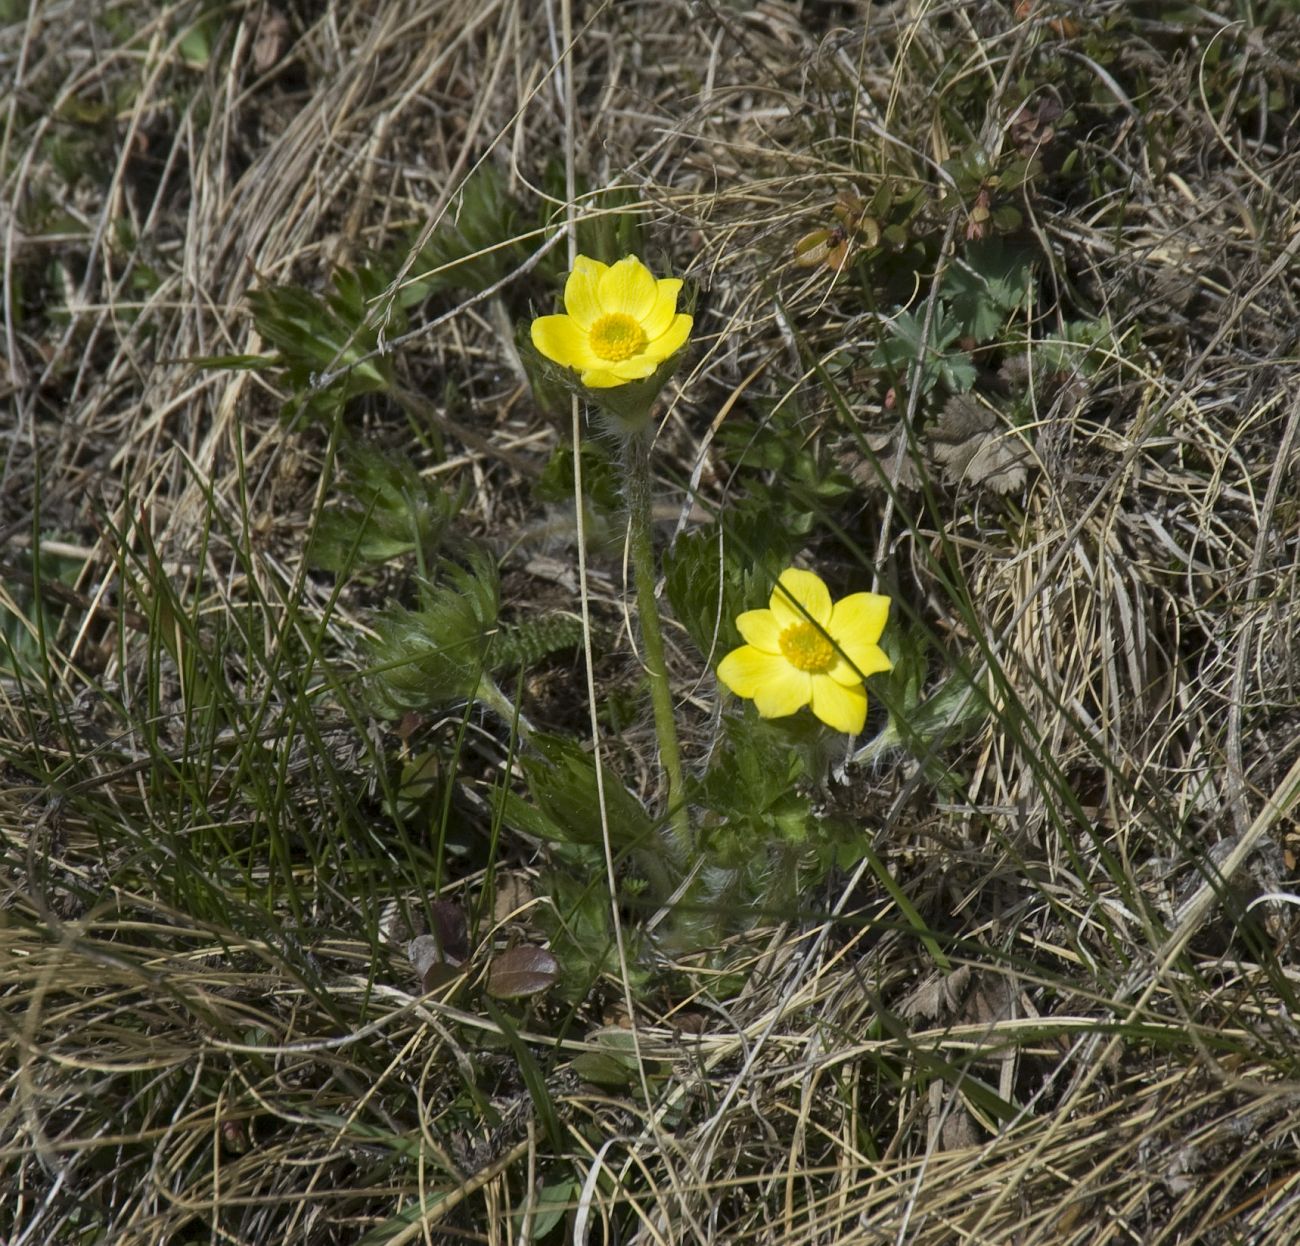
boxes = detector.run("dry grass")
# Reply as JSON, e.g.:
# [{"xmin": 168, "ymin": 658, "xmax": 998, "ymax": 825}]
[{"xmin": 4, "ymin": 1, "xmax": 1300, "ymax": 1242}]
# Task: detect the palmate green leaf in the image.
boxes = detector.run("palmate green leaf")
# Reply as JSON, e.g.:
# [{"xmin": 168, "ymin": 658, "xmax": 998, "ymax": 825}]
[
  {"xmin": 533, "ymin": 443, "xmax": 622, "ymax": 514},
  {"xmin": 663, "ymin": 512, "xmax": 793, "ymax": 659},
  {"xmin": 537, "ymin": 164, "xmax": 645, "ymax": 283},
  {"xmin": 943, "ymin": 239, "xmax": 1033, "ymax": 342},
  {"xmin": 533, "ymin": 868, "xmax": 650, "ymax": 1003},
  {"xmin": 693, "ymin": 714, "xmax": 813, "ymax": 867},
  {"xmin": 872, "ymin": 304, "xmax": 976, "ymax": 395},
  {"xmin": 1034, "ymin": 315, "xmax": 1123, "ymax": 376},
  {"xmin": 0, "ymin": 540, "xmax": 85, "ymax": 681},
  {"xmin": 402, "ymin": 163, "xmax": 527, "ymax": 304}
]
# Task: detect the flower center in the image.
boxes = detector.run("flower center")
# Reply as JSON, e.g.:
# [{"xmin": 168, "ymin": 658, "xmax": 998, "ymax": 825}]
[
  {"xmin": 778, "ymin": 622, "xmax": 836, "ymax": 674},
  {"xmin": 589, "ymin": 313, "xmax": 648, "ymax": 362}
]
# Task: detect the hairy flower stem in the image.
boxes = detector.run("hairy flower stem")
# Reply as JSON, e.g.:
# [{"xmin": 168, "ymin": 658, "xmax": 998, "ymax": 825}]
[{"xmin": 620, "ymin": 428, "xmax": 692, "ymax": 863}]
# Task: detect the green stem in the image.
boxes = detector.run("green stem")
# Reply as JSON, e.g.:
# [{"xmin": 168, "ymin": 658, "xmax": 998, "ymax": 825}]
[{"xmin": 620, "ymin": 430, "xmax": 692, "ymax": 861}]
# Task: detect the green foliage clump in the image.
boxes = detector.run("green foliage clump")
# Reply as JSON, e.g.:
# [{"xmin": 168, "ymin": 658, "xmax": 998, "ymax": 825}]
[
  {"xmin": 401, "ymin": 164, "xmax": 528, "ymax": 303},
  {"xmin": 310, "ymin": 446, "xmax": 462, "ymax": 572},
  {"xmin": 365, "ymin": 550, "xmax": 502, "ymax": 717},
  {"xmin": 499, "ymin": 732, "xmax": 660, "ymax": 1000}
]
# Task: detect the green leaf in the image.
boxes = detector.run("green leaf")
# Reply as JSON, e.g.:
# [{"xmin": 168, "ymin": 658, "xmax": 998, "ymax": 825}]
[
  {"xmin": 489, "ymin": 615, "xmax": 585, "ymax": 671},
  {"xmin": 511, "ymin": 1179, "xmax": 577, "ymax": 1240},
  {"xmin": 188, "ymin": 353, "xmax": 275, "ymax": 371},
  {"xmin": 508, "ymin": 732, "xmax": 655, "ymax": 854},
  {"xmin": 872, "ymin": 305, "xmax": 976, "ymax": 395},
  {"xmin": 241, "ymin": 264, "xmax": 405, "ymax": 424},
  {"xmin": 943, "ymin": 240, "xmax": 1032, "ymax": 342},
  {"xmin": 404, "ymin": 164, "xmax": 526, "ymax": 301},
  {"xmin": 662, "ymin": 515, "xmax": 793, "ymax": 659},
  {"xmin": 310, "ymin": 446, "xmax": 460, "ymax": 572},
  {"xmin": 533, "ymin": 869, "xmax": 649, "ymax": 1003},
  {"xmin": 365, "ymin": 550, "xmax": 500, "ymax": 716},
  {"xmin": 533, "ymin": 443, "xmax": 622, "ymax": 514},
  {"xmin": 693, "ymin": 714, "xmax": 812, "ymax": 866}
]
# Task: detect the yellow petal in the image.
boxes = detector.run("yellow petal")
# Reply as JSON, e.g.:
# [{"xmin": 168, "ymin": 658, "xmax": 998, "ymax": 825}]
[
  {"xmin": 718, "ymin": 646, "xmax": 811, "ymax": 718},
  {"xmin": 641, "ymin": 278, "xmax": 683, "ymax": 338},
  {"xmin": 809, "ymin": 675, "xmax": 867, "ymax": 734},
  {"xmin": 770, "ymin": 568, "xmax": 832, "ymax": 631},
  {"xmin": 735, "ymin": 607, "xmax": 781, "ymax": 653},
  {"xmin": 532, "ymin": 315, "xmax": 598, "ymax": 371},
  {"xmin": 827, "ymin": 593, "xmax": 892, "ymax": 682},
  {"xmin": 752, "ymin": 663, "xmax": 813, "ymax": 719},
  {"xmin": 717, "ymin": 644, "xmax": 778, "ymax": 697},
  {"xmin": 580, "ymin": 366, "xmax": 627, "ymax": 388},
  {"xmin": 598, "ymin": 256, "xmax": 657, "ymax": 320},
  {"xmin": 563, "ymin": 256, "xmax": 607, "ymax": 329},
  {"xmin": 826, "ymin": 642, "xmax": 891, "ymax": 686},
  {"xmin": 643, "ymin": 313, "xmax": 692, "ymax": 364},
  {"xmin": 832, "ymin": 639, "xmax": 894, "ymax": 686},
  {"xmin": 829, "ymin": 592, "xmax": 891, "ymax": 646},
  {"xmin": 604, "ymin": 356, "xmax": 659, "ymax": 382}
]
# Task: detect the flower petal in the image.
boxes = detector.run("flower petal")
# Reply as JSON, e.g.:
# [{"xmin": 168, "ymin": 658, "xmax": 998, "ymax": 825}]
[
  {"xmin": 826, "ymin": 592, "xmax": 893, "ymax": 682},
  {"xmin": 829, "ymin": 592, "xmax": 891, "ymax": 646},
  {"xmin": 717, "ymin": 646, "xmax": 811, "ymax": 719},
  {"xmin": 532, "ymin": 315, "xmax": 598, "ymax": 371},
  {"xmin": 563, "ymin": 256, "xmax": 607, "ymax": 329},
  {"xmin": 825, "ymin": 642, "xmax": 891, "ymax": 686},
  {"xmin": 641, "ymin": 278, "xmax": 683, "ymax": 338},
  {"xmin": 598, "ymin": 256, "xmax": 658, "ymax": 320},
  {"xmin": 604, "ymin": 355, "xmax": 659, "ymax": 382},
  {"xmin": 809, "ymin": 675, "xmax": 867, "ymax": 734},
  {"xmin": 735, "ymin": 607, "xmax": 781, "ymax": 653},
  {"xmin": 752, "ymin": 665, "xmax": 812, "ymax": 719},
  {"xmin": 579, "ymin": 367, "xmax": 627, "ymax": 388},
  {"xmin": 769, "ymin": 568, "xmax": 832, "ymax": 630},
  {"xmin": 717, "ymin": 644, "xmax": 781, "ymax": 698},
  {"xmin": 717, "ymin": 645, "xmax": 816, "ymax": 723},
  {"xmin": 643, "ymin": 313, "xmax": 692, "ymax": 364}
]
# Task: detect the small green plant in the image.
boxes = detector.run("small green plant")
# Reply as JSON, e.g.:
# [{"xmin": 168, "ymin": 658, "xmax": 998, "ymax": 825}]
[{"xmin": 309, "ymin": 444, "xmax": 463, "ymax": 573}]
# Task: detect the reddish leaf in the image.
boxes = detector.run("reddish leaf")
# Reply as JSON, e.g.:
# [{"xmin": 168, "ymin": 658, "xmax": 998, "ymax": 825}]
[
  {"xmin": 486, "ymin": 946, "xmax": 560, "ymax": 1000},
  {"xmin": 428, "ymin": 899, "xmax": 469, "ymax": 963},
  {"xmin": 408, "ymin": 934, "xmax": 462, "ymax": 993}
]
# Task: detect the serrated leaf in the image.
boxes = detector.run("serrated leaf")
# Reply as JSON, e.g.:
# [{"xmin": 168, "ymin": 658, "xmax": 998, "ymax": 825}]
[
  {"xmin": 944, "ymin": 239, "xmax": 1033, "ymax": 341},
  {"xmin": 407, "ymin": 164, "xmax": 526, "ymax": 299},
  {"xmin": 486, "ymin": 946, "xmax": 560, "ymax": 999},
  {"xmin": 489, "ymin": 615, "xmax": 585, "ymax": 671},
  {"xmin": 663, "ymin": 519, "xmax": 792, "ymax": 658},
  {"xmin": 872, "ymin": 305, "xmax": 976, "ymax": 395}
]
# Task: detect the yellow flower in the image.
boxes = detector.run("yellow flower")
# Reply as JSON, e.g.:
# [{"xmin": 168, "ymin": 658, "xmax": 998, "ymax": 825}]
[
  {"xmin": 717, "ymin": 568, "xmax": 892, "ymax": 735},
  {"xmin": 531, "ymin": 254, "xmax": 692, "ymax": 389}
]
